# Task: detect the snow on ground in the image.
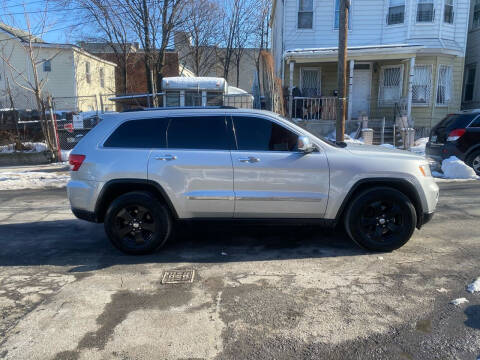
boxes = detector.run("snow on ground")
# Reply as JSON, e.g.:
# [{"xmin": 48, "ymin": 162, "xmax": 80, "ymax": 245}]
[
  {"xmin": 0, "ymin": 165, "xmax": 69, "ymax": 190},
  {"xmin": 410, "ymin": 137, "xmax": 428, "ymax": 156},
  {"xmin": 450, "ymin": 298, "xmax": 469, "ymax": 306},
  {"xmin": 60, "ymin": 149, "xmax": 72, "ymax": 162},
  {"xmin": 439, "ymin": 156, "xmax": 480, "ymax": 180},
  {"xmin": 0, "ymin": 142, "xmax": 47, "ymax": 153},
  {"xmin": 467, "ymin": 278, "xmax": 480, "ymax": 293}
]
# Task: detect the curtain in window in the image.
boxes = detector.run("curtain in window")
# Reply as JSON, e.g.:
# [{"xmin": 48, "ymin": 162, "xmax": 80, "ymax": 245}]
[
  {"xmin": 436, "ymin": 65, "xmax": 452, "ymax": 105},
  {"xmin": 417, "ymin": 0, "xmax": 434, "ymax": 22},
  {"xmin": 388, "ymin": 0, "xmax": 405, "ymax": 25},
  {"xmin": 444, "ymin": 0, "xmax": 454, "ymax": 23},
  {"xmin": 412, "ymin": 65, "xmax": 432, "ymax": 104},
  {"xmin": 301, "ymin": 69, "xmax": 321, "ymax": 97},
  {"xmin": 379, "ymin": 66, "xmax": 402, "ymax": 105},
  {"xmin": 298, "ymin": 0, "xmax": 313, "ymax": 28}
]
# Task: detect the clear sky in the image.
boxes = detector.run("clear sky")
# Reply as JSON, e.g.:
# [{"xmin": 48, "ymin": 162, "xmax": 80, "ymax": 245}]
[{"xmin": 1, "ymin": 0, "xmax": 93, "ymax": 44}]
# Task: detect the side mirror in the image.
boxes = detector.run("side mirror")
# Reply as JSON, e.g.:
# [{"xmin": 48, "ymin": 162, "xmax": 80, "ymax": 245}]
[{"xmin": 297, "ymin": 136, "xmax": 315, "ymax": 153}]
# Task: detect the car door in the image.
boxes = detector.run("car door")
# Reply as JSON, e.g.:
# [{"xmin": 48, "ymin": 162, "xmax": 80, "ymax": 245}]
[
  {"xmin": 148, "ymin": 115, "xmax": 235, "ymax": 218},
  {"xmin": 231, "ymin": 115, "xmax": 330, "ymax": 218}
]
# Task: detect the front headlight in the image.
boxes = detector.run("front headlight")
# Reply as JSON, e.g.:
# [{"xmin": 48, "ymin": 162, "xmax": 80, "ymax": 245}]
[{"xmin": 419, "ymin": 164, "xmax": 432, "ymax": 177}]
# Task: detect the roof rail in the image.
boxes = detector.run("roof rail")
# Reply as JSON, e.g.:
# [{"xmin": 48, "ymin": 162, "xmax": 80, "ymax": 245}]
[{"xmin": 121, "ymin": 106, "xmax": 238, "ymax": 112}]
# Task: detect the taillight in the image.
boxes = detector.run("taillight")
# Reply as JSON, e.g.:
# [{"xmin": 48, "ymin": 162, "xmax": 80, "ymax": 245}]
[
  {"xmin": 69, "ymin": 154, "xmax": 86, "ymax": 171},
  {"xmin": 446, "ymin": 129, "xmax": 466, "ymax": 142}
]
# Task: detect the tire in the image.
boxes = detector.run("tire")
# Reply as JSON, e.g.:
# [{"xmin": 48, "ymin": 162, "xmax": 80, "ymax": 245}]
[
  {"xmin": 466, "ymin": 150, "xmax": 480, "ymax": 176},
  {"xmin": 344, "ymin": 187, "xmax": 417, "ymax": 252},
  {"xmin": 104, "ymin": 191, "xmax": 172, "ymax": 255}
]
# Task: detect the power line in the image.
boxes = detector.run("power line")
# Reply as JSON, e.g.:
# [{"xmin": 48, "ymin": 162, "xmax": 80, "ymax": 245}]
[{"xmin": 1, "ymin": 7, "xmax": 84, "ymax": 16}]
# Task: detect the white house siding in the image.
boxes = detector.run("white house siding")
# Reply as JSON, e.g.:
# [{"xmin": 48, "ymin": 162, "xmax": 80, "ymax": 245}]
[
  {"xmin": 281, "ymin": 0, "xmax": 469, "ymax": 51},
  {"xmin": 272, "ymin": 0, "xmax": 469, "ymax": 127}
]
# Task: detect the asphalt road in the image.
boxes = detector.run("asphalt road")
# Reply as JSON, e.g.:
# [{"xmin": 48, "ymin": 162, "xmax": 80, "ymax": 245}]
[{"xmin": 0, "ymin": 181, "xmax": 479, "ymax": 360}]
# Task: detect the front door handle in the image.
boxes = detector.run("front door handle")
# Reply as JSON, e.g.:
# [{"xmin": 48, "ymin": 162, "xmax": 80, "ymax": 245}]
[
  {"xmin": 155, "ymin": 154, "xmax": 177, "ymax": 161},
  {"xmin": 238, "ymin": 156, "xmax": 260, "ymax": 163}
]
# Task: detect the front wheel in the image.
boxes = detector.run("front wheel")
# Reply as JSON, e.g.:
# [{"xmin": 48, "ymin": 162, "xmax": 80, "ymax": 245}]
[
  {"xmin": 344, "ymin": 187, "xmax": 417, "ymax": 252},
  {"xmin": 466, "ymin": 150, "xmax": 480, "ymax": 176},
  {"xmin": 104, "ymin": 191, "xmax": 172, "ymax": 255}
]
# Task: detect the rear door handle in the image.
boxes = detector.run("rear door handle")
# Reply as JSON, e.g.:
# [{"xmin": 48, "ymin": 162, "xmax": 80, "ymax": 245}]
[
  {"xmin": 155, "ymin": 154, "xmax": 177, "ymax": 161},
  {"xmin": 238, "ymin": 157, "xmax": 260, "ymax": 163}
]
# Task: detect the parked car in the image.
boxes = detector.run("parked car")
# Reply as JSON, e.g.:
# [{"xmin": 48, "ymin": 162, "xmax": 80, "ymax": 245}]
[
  {"xmin": 426, "ymin": 110, "xmax": 480, "ymax": 174},
  {"xmin": 67, "ymin": 108, "xmax": 439, "ymax": 255}
]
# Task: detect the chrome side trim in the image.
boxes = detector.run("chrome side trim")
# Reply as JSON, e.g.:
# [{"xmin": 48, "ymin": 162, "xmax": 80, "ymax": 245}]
[
  {"xmin": 236, "ymin": 196, "xmax": 323, "ymax": 202},
  {"xmin": 235, "ymin": 191, "xmax": 326, "ymax": 202},
  {"xmin": 185, "ymin": 191, "xmax": 235, "ymax": 201}
]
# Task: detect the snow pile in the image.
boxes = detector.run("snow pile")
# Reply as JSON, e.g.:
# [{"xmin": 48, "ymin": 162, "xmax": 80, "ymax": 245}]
[
  {"xmin": 410, "ymin": 137, "xmax": 428, "ymax": 156},
  {"xmin": 327, "ymin": 131, "xmax": 364, "ymax": 144},
  {"xmin": 441, "ymin": 156, "xmax": 479, "ymax": 180},
  {"xmin": 467, "ymin": 278, "xmax": 480, "ymax": 293},
  {"xmin": 450, "ymin": 298, "xmax": 469, "ymax": 306},
  {"xmin": 0, "ymin": 142, "xmax": 47, "ymax": 153},
  {"xmin": 0, "ymin": 169, "xmax": 69, "ymax": 190},
  {"xmin": 60, "ymin": 149, "xmax": 72, "ymax": 162},
  {"xmin": 380, "ymin": 143, "xmax": 395, "ymax": 149}
]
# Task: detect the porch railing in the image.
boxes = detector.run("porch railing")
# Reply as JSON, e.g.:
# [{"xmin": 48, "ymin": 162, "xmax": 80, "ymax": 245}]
[{"xmin": 291, "ymin": 96, "xmax": 337, "ymax": 121}]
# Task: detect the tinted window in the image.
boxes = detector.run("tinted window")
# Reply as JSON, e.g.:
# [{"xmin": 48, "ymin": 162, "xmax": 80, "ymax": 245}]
[
  {"xmin": 167, "ymin": 116, "xmax": 230, "ymax": 150},
  {"xmin": 104, "ymin": 118, "xmax": 168, "ymax": 148},
  {"xmin": 233, "ymin": 116, "xmax": 299, "ymax": 151},
  {"xmin": 436, "ymin": 114, "xmax": 477, "ymax": 130},
  {"xmin": 469, "ymin": 116, "xmax": 480, "ymax": 128}
]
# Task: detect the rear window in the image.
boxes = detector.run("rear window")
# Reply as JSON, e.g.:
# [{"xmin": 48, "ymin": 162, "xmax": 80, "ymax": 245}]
[
  {"xmin": 469, "ymin": 116, "xmax": 480, "ymax": 128},
  {"xmin": 167, "ymin": 116, "xmax": 230, "ymax": 150},
  {"xmin": 104, "ymin": 118, "xmax": 168, "ymax": 148},
  {"xmin": 436, "ymin": 114, "xmax": 478, "ymax": 130}
]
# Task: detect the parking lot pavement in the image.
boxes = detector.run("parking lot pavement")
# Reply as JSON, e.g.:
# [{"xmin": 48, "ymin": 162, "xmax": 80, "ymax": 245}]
[{"xmin": 0, "ymin": 183, "xmax": 480, "ymax": 360}]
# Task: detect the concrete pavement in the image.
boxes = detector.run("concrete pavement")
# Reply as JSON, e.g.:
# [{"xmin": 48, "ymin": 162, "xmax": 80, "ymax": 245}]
[{"xmin": 0, "ymin": 182, "xmax": 479, "ymax": 359}]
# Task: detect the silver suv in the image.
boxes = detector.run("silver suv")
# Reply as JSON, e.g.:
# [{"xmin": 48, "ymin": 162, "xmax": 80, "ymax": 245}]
[{"xmin": 67, "ymin": 108, "xmax": 439, "ymax": 254}]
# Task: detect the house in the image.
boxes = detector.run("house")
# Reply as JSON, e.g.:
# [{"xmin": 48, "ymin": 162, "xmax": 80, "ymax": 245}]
[
  {"xmin": 0, "ymin": 23, "xmax": 116, "ymax": 112},
  {"xmin": 78, "ymin": 42, "xmax": 180, "ymax": 95},
  {"xmin": 462, "ymin": 0, "xmax": 480, "ymax": 109},
  {"xmin": 270, "ymin": 0, "xmax": 470, "ymax": 132},
  {"xmin": 174, "ymin": 32, "xmax": 259, "ymax": 93}
]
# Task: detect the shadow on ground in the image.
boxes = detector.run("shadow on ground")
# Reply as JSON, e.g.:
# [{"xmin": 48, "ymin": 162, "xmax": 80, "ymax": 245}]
[{"xmin": 0, "ymin": 218, "xmax": 367, "ymax": 268}]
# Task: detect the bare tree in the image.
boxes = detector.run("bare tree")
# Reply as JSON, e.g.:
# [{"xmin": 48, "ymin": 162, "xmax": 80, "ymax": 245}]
[
  {"xmin": 0, "ymin": 4, "xmax": 60, "ymax": 155},
  {"xmin": 74, "ymin": 0, "xmax": 134, "ymax": 95},
  {"xmin": 121, "ymin": 0, "xmax": 185, "ymax": 97},
  {"xmin": 219, "ymin": 0, "xmax": 257, "ymax": 86},
  {"xmin": 180, "ymin": 0, "xmax": 220, "ymax": 76}
]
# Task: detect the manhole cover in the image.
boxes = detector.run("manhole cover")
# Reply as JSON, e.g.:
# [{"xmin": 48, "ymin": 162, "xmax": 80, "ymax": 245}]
[{"xmin": 162, "ymin": 270, "xmax": 195, "ymax": 284}]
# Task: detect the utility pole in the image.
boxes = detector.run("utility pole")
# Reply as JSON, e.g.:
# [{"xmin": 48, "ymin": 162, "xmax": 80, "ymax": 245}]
[{"xmin": 336, "ymin": 0, "xmax": 349, "ymax": 143}]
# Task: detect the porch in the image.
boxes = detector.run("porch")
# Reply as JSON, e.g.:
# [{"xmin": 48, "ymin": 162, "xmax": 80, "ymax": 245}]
[{"xmin": 283, "ymin": 44, "xmax": 424, "ymax": 124}]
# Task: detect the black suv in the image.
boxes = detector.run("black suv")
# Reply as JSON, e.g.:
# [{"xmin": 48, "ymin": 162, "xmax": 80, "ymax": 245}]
[{"xmin": 426, "ymin": 111, "xmax": 480, "ymax": 174}]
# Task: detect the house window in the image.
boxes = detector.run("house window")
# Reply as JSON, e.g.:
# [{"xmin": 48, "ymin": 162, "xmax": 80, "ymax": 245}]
[
  {"xmin": 387, "ymin": 0, "xmax": 405, "ymax": 25},
  {"xmin": 436, "ymin": 65, "xmax": 452, "ymax": 105},
  {"xmin": 85, "ymin": 62, "xmax": 91, "ymax": 83},
  {"xmin": 473, "ymin": 0, "xmax": 480, "ymax": 29},
  {"xmin": 464, "ymin": 65, "xmax": 476, "ymax": 102},
  {"xmin": 412, "ymin": 65, "xmax": 432, "ymax": 105},
  {"xmin": 298, "ymin": 0, "xmax": 313, "ymax": 29},
  {"xmin": 444, "ymin": 0, "xmax": 454, "ymax": 23},
  {"xmin": 334, "ymin": 0, "xmax": 352, "ymax": 29},
  {"xmin": 99, "ymin": 68, "xmax": 105, "ymax": 88},
  {"xmin": 416, "ymin": 0, "xmax": 434, "ymax": 22},
  {"xmin": 301, "ymin": 68, "xmax": 321, "ymax": 97},
  {"xmin": 379, "ymin": 65, "xmax": 403, "ymax": 105},
  {"xmin": 43, "ymin": 59, "xmax": 51, "ymax": 72}
]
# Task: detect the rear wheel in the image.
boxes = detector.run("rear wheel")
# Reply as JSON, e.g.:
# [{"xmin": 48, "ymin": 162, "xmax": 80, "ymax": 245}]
[
  {"xmin": 104, "ymin": 191, "xmax": 172, "ymax": 255},
  {"xmin": 344, "ymin": 187, "xmax": 417, "ymax": 252},
  {"xmin": 466, "ymin": 150, "xmax": 480, "ymax": 175}
]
